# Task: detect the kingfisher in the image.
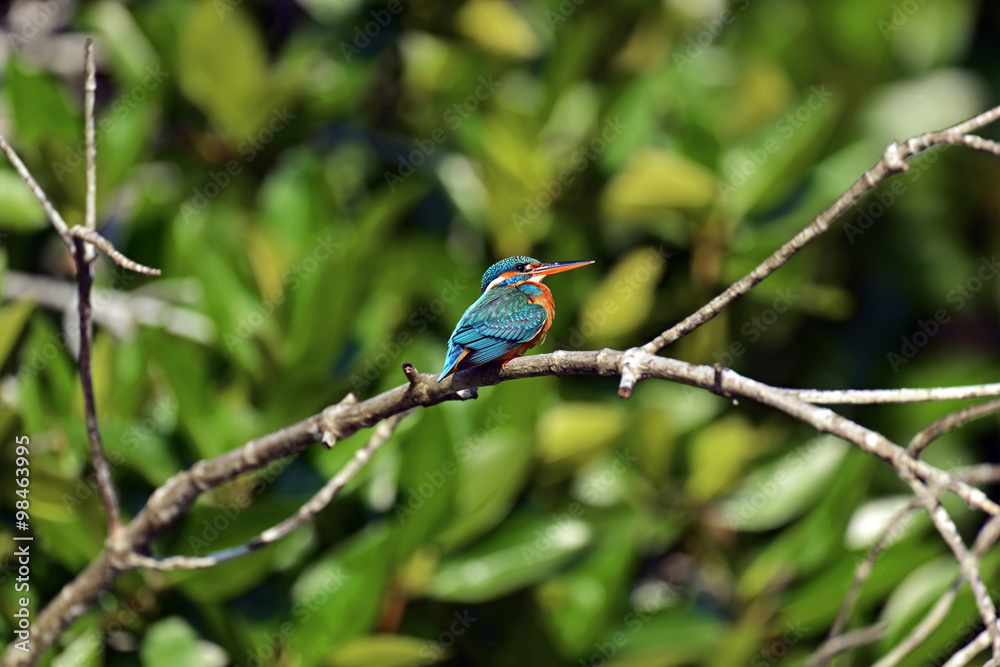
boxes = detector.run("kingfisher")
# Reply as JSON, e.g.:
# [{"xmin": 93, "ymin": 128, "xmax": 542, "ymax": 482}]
[{"xmin": 438, "ymin": 256, "xmax": 594, "ymax": 382}]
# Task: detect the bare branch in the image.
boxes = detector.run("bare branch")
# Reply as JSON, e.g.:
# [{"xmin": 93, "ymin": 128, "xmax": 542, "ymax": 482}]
[
  {"xmin": 129, "ymin": 410, "xmax": 413, "ymax": 570},
  {"xmin": 828, "ymin": 500, "xmax": 922, "ymax": 639},
  {"xmin": 803, "ymin": 624, "xmax": 888, "ymax": 667},
  {"xmin": 73, "ymin": 238, "xmax": 121, "ymax": 536},
  {"xmin": 9, "ymin": 347, "xmax": 1000, "ymax": 666},
  {"xmin": 68, "ymin": 227, "xmax": 161, "ymax": 276},
  {"xmin": 899, "ymin": 473, "xmax": 1000, "ymax": 661},
  {"xmin": 873, "ymin": 582, "xmax": 962, "ymax": 667},
  {"xmin": 942, "ymin": 624, "xmax": 1000, "ymax": 667},
  {"xmin": 908, "ymin": 400, "xmax": 1000, "ymax": 458},
  {"xmin": 0, "ymin": 135, "xmax": 73, "ymax": 248},
  {"xmin": 781, "ymin": 384, "xmax": 1000, "ymax": 405},
  {"xmin": 3, "ymin": 46, "xmax": 997, "ymax": 666},
  {"xmin": 0, "ymin": 140, "xmax": 159, "ymax": 276},
  {"xmin": 83, "ymin": 38, "xmax": 97, "ymax": 262},
  {"xmin": 619, "ymin": 104, "xmax": 1000, "ymax": 397}
]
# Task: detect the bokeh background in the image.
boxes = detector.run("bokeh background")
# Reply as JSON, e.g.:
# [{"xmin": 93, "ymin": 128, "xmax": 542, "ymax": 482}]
[{"xmin": 1, "ymin": 0, "xmax": 998, "ymax": 665}]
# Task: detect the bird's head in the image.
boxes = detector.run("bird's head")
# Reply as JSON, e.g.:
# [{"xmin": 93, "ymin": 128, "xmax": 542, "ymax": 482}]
[{"xmin": 480, "ymin": 256, "xmax": 594, "ymax": 294}]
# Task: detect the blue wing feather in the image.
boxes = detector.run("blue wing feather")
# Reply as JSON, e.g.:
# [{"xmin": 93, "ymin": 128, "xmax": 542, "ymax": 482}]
[{"xmin": 438, "ymin": 286, "xmax": 546, "ymax": 380}]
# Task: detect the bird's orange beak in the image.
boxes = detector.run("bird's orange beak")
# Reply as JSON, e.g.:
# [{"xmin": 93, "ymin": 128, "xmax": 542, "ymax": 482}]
[{"xmin": 527, "ymin": 260, "xmax": 594, "ymax": 277}]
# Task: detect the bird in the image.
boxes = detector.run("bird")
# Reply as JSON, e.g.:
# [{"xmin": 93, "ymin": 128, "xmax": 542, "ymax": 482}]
[{"xmin": 438, "ymin": 256, "xmax": 594, "ymax": 382}]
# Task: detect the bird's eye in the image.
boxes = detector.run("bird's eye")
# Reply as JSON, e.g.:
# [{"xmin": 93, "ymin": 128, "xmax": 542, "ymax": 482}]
[{"xmin": 514, "ymin": 263, "xmax": 526, "ymax": 272}]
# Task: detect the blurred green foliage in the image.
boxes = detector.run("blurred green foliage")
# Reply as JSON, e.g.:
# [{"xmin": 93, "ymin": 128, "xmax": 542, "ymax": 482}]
[{"xmin": 0, "ymin": 0, "xmax": 998, "ymax": 665}]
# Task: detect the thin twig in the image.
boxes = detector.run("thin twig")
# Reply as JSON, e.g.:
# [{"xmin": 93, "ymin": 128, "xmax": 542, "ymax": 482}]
[
  {"xmin": 83, "ymin": 38, "xmax": 97, "ymax": 262},
  {"xmin": 873, "ymin": 582, "xmax": 962, "ymax": 667},
  {"xmin": 908, "ymin": 400, "xmax": 1000, "ymax": 458},
  {"xmin": 0, "ymin": 138, "xmax": 160, "ymax": 275},
  {"xmin": 781, "ymin": 384, "xmax": 1000, "ymax": 405},
  {"xmin": 825, "ymin": 465, "xmax": 1000, "ymax": 663},
  {"xmin": 900, "ymin": 473, "xmax": 1000, "ymax": 661},
  {"xmin": 8, "ymin": 348, "xmax": 1000, "ymax": 667},
  {"xmin": 874, "ymin": 513, "xmax": 1000, "ymax": 667},
  {"xmin": 802, "ymin": 624, "xmax": 888, "ymax": 667},
  {"xmin": 618, "ymin": 105, "xmax": 1000, "ymax": 397},
  {"xmin": 129, "ymin": 410, "xmax": 413, "ymax": 570},
  {"xmin": 0, "ymin": 135, "xmax": 73, "ymax": 247},
  {"xmin": 942, "ymin": 624, "xmax": 1000, "ymax": 667},
  {"xmin": 68, "ymin": 226, "xmax": 161, "ymax": 275},
  {"xmin": 828, "ymin": 501, "xmax": 922, "ymax": 640},
  {"xmin": 73, "ymin": 238, "xmax": 121, "ymax": 537}
]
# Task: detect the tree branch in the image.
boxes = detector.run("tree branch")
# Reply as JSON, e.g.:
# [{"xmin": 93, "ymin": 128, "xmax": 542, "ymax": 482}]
[
  {"xmin": 780, "ymin": 385, "xmax": 1000, "ymax": 405},
  {"xmin": 128, "ymin": 409, "xmax": 414, "ymax": 570},
  {"xmin": 618, "ymin": 104, "xmax": 1000, "ymax": 397},
  {"xmin": 6, "ymin": 349, "xmax": 1000, "ymax": 666},
  {"xmin": 72, "ymin": 237, "xmax": 121, "ymax": 535},
  {"xmin": 908, "ymin": 399, "xmax": 1000, "ymax": 458},
  {"xmin": 83, "ymin": 38, "xmax": 97, "ymax": 263},
  {"xmin": 803, "ymin": 624, "xmax": 888, "ymax": 667}
]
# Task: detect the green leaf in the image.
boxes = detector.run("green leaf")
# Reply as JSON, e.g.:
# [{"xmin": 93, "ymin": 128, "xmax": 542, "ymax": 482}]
[
  {"xmin": 177, "ymin": 0, "xmax": 282, "ymax": 141},
  {"xmin": 6, "ymin": 58, "xmax": 78, "ymax": 146},
  {"xmin": 536, "ymin": 402, "xmax": 626, "ymax": 466},
  {"xmin": 289, "ymin": 524, "xmax": 394, "ymax": 666},
  {"xmin": 714, "ymin": 435, "xmax": 850, "ymax": 530},
  {"xmin": 0, "ymin": 300, "xmax": 35, "ymax": 367},
  {"xmin": 537, "ymin": 515, "xmax": 637, "ymax": 656},
  {"xmin": 0, "ymin": 170, "xmax": 49, "ymax": 231},
  {"xmin": 427, "ymin": 511, "xmax": 592, "ymax": 603},
  {"xmin": 718, "ymin": 85, "xmax": 841, "ymax": 217},
  {"xmin": 329, "ymin": 635, "xmax": 446, "ymax": 667},
  {"xmin": 139, "ymin": 617, "xmax": 227, "ymax": 667},
  {"xmin": 392, "ymin": 409, "xmax": 458, "ymax": 556}
]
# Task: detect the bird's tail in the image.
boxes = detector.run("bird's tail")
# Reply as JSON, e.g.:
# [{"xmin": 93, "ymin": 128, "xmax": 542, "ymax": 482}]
[{"xmin": 438, "ymin": 345, "xmax": 468, "ymax": 382}]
